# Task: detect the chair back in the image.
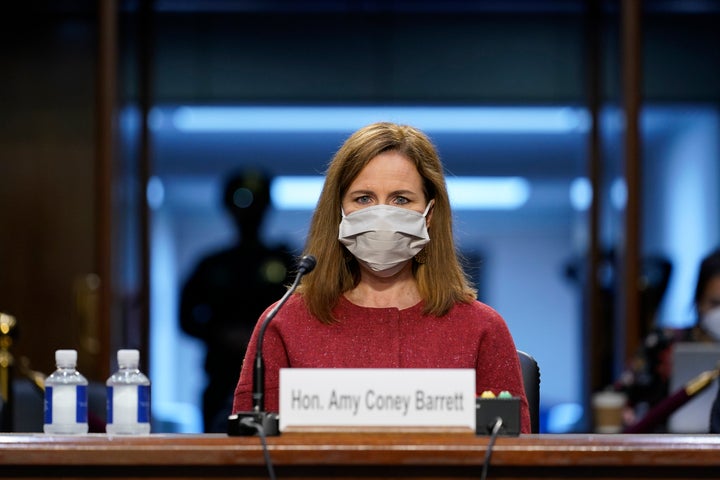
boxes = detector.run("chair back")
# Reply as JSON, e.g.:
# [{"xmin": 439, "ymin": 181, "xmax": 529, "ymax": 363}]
[{"xmin": 517, "ymin": 350, "xmax": 540, "ymax": 433}]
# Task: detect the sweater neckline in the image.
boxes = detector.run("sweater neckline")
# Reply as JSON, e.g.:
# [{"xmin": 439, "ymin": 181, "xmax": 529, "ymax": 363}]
[{"xmin": 339, "ymin": 294, "xmax": 424, "ymax": 313}]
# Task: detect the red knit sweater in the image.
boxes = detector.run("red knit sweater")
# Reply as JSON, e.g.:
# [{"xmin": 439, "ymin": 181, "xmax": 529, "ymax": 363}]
[{"xmin": 232, "ymin": 294, "xmax": 531, "ymax": 433}]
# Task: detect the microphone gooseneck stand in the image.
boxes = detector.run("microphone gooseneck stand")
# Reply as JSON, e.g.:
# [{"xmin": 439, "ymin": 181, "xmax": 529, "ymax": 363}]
[{"xmin": 227, "ymin": 254, "xmax": 317, "ymax": 437}]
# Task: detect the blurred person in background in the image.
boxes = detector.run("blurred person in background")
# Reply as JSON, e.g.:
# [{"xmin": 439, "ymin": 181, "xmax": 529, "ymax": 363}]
[
  {"xmin": 617, "ymin": 247, "xmax": 720, "ymax": 431},
  {"xmin": 180, "ymin": 169, "xmax": 295, "ymax": 432}
]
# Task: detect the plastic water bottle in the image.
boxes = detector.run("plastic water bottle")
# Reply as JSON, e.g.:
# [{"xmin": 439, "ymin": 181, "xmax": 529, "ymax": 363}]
[
  {"xmin": 106, "ymin": 349, "xmax": 151, "ymax": 435},
  {"xmin": 43, "ymin": 349, "xmax": 89, "ymax": 434}
]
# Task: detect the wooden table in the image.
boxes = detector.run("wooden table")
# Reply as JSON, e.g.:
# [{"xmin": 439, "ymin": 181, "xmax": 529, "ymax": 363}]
[{"xmin": 1, "ymin": 430, "xmax": 719, "ymax": 479}]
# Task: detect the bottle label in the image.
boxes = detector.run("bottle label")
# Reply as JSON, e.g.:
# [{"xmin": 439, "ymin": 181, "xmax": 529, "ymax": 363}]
[
  {"xmin": 44, "ymin": 385, "xmax": 88, "ymax": 424},
  {"xmin": 77, "ymin": 385, "xmax": 88, "ymax": 423},
  {"xmin": 107, "ymin": 385, "xmax": 151, "ymax": 424},
  {"xmin": 138, "ymin": 385, "xmax": 150, "ymax": 423},
  {"xmin": 44, "ymin": 386, "xmax": 52, "ymax": 424}
]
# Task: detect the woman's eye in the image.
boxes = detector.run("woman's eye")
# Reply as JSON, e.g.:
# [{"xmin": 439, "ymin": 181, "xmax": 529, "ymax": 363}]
[
  {"xmin": 394, "ymin": 196, "xmax": 409, "ymax": 205},
  {"xmin": 356, "ymin": 195, "xmax": 372, "ymax": 204}
]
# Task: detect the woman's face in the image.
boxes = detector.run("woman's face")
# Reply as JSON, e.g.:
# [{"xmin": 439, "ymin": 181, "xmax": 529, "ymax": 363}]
[
  {"xmin": 341, "ymin": 151, "xmax": 430, "ymax": 221},
  {"xmin": 698, "ymin": 275, "xmax": 720, "ymax": 317}
]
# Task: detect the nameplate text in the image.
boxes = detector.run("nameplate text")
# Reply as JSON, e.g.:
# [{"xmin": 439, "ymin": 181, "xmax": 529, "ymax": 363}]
[{"xmin": 278, "ymin": 368, "xmax": 475, "ymax": 431}]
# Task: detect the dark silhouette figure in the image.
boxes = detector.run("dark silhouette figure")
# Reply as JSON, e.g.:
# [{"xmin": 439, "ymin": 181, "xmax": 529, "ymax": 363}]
[{"xmin": 180, "ymin": 169, "xmax": 295, "ymax": 432}]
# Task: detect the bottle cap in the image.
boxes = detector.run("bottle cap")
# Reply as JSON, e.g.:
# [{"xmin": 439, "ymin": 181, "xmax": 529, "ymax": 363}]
[
  {"xmin": 117, "ymin": 349, "xmax": 140, "ymax": 368},
  {"xmin": 55, "ymin": 349, "xmax": 77, "ymax": 367}
]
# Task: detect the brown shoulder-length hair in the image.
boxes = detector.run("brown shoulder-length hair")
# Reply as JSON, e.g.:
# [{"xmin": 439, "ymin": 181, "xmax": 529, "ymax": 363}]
[{"xmin": 297, "ymin": 122, "xmax": 477, "ymax": 324}]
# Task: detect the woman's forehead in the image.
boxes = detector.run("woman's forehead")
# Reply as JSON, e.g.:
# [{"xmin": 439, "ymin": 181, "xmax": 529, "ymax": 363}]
[{"xmin": 348, "ymin": 152, "xmax": 422, "ymax": 190}]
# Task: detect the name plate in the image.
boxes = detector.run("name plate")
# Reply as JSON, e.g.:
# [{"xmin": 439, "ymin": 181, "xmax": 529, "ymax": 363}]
[{"xmin": 279, "ymin": 368, "xmax": 475, "ymax": 431}]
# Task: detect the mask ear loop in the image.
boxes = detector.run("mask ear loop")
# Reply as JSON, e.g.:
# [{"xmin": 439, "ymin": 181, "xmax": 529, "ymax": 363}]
[
  {"xmin": 338, "ymin": 207, "xmax": 355, "ymax": 264},
  {"xmin": 422, "ymin": 199, "xmax": 435, "ymax": 230},
  {"xmin": 415, "ymin": 199, "xmax": 435, "ymax": 265},
  {"xmin": 423, "ymin": 199, "xmax": 435, "ymax": 217}
]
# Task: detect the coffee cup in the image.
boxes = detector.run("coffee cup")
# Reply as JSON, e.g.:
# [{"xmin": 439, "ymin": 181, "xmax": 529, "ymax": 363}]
[{"xmin": 592, "ymin": 390, "xmax": 627, "ymax": 433}]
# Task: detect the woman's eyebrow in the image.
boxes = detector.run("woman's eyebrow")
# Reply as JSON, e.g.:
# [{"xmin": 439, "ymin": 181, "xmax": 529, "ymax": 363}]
[{"xmin": 346, "ymin": 189, "xmax": 374, "ymax": 196}]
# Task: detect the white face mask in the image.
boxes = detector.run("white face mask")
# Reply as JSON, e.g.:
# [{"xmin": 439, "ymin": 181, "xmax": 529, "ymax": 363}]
[
  {"xmin": 338, "ymin": 201, "xmax": 434, "ymax": 277},
  {"xmin": 700, "ymin": 306, "xmax": 720, "ymax": 341}
]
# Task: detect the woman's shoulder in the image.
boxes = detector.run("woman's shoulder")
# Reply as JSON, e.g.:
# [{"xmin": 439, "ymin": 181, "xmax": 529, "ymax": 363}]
[
  {"xmin": 449, "ymin": 301, "xmax": 519, "ymax": 353},
  {"xmin": 266, "ymin": 293, "xmax": 318, "ymax": 327},
  {"xmin": 450, "ymin": 299, "xmax": 503, "ymax": 319},
  {"xmin": 267, "ymin": 293, "xmax": 308, "ymax": 315},
  {"xmin": 443, "ymin": 299, "xmax": 508, "ymax": 330}
]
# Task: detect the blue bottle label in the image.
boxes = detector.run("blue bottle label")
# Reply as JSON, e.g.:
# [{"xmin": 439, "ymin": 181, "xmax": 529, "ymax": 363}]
[
  {"xmin": 138, "ymin": 385, "xmax": 150, "ymax": 423},
  {"xmin": 44, "ymin": 386, "xmax": 53, "ymax": 424},
  {"xmin": 107, "ymin": 386, "xmax": 114, "ymax": 424},
  {"xmin": 43, "ymin": 385, "xmax": 87, "ymax": 424},
  {"xmin": 107, "ymin": 384, "xmax": 151, "ymax": 424},
  {"xmin": 76, "ymin": 385, "xmax": 88, "ymax": 423}
]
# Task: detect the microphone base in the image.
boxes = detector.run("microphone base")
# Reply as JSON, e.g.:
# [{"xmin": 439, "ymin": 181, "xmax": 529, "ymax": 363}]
[
  {"xmin": 227, "ymin": 411, "xmax": 280, "ymax": 436},
  {"xmin": 475, "ymin": 397, "xmax": 521, "ymax": 436}
]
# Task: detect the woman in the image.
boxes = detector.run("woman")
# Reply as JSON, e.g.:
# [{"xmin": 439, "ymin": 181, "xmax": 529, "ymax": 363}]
[
  {"xmin": 232, "ymin": 122, "xmax": 531, "ymax": 433},
  {"xmin": 620, "ymin": 248, "xmax": 720, "ymax": 432},
  {"xmin": 691, "ymin": 248, "xmax": 720, "ymax": 343}
]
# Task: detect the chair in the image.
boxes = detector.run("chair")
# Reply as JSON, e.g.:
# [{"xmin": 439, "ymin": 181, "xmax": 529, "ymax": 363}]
[{"xmin": 517, "ymin": 350, "xmax": 540, "ymax": 433}]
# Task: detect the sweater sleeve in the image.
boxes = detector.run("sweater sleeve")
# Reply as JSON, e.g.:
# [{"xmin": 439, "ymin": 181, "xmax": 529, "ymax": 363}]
[
  {"xmin": 231, "ymin": 316, "xmax": 260, "ymax": 413},
  {"xmin": 473, "ymin": 304, "xmax": 532, "ymax": 434}
]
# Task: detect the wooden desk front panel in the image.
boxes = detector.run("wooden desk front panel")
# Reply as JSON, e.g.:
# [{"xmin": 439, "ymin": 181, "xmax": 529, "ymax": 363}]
[{"xmin": 1, "ymin": 431, "xmax": 719, "ymax": 480}]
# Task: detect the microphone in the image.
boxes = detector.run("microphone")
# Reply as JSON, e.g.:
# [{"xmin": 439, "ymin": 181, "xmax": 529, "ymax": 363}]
[{"xmin": 227, "ymin": 254, "xmax": 317, "ymax": 436}]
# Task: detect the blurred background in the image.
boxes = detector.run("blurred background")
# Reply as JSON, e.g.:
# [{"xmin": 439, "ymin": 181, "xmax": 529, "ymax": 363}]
[{"xmin": 1, "ymin": 0, "xmax": 719, "ymax": 433}]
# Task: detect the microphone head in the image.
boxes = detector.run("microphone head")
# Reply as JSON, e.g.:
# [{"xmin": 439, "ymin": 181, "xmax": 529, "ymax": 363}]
[{"xmin": 297, "ymin": 255, "xmax": 317, "ymax": 274}]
